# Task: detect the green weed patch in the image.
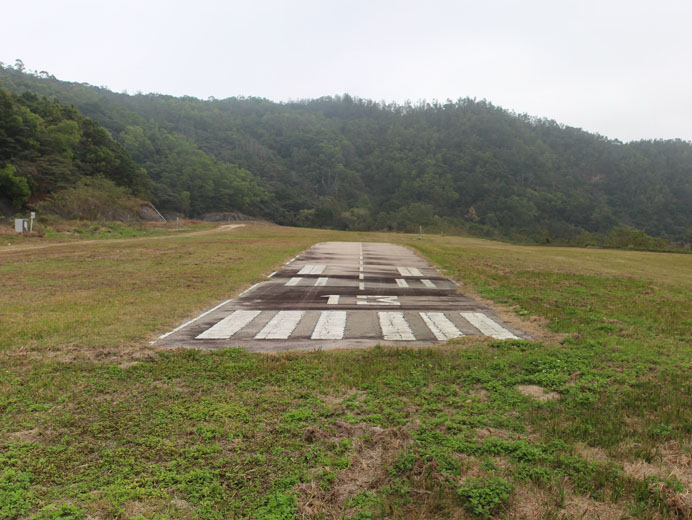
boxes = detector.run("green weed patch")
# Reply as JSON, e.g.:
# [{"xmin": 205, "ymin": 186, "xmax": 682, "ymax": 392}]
[{"xmin": 1, "ymin": 225, "xmax": 691, "ymax": 518}]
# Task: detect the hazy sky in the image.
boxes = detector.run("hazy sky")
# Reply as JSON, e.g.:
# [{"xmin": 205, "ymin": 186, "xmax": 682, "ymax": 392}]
[{"xmin": 2, "ymin": 0, "xmax": 691, "ymax": 142}]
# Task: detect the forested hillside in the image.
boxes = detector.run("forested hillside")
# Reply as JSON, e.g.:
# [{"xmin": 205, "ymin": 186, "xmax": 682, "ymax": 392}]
[
  {"xmin": 1, "ymin": 62, "xmax": 690, "ymax": 242},
  {"xmin": 0, "ymin": 87, "xmax": 148, "ymax": 211}
]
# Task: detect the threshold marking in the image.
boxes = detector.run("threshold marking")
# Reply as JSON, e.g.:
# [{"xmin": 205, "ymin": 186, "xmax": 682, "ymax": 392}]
[
  {"xmin": 298, "ymin": 264, "xmax": 326, "ymax": 275},
  {"xmin": 196, "ymin": 310, "xmax": 260, "ymax": 339},
  {"xmin": 395, "ymin": 279, "xmax": 409, "ymax": 288},
  {"xmin": 311, "ymin": 311, "xmax": 347, "ymax": 340},
  {"xmin": 359, "ymin": 282, "xmax": 365, "ymax": 290},
  {"xmin": 255, "ymin": 311, "xmax": 304, "ymax": 339},
  {"xmin": 378, "ymin": 312, "xmax": 415, "ymax": 341},
  {"xmin": 461, "ymin": 312, "xmax": 519, "ymax": 340},
  {"xmin": 420, "ymin": 312, "xmax": 463, "ymax": 341},
  {"xmin": 285, "ymin": 277, "xmax": 301, "ymax": 286},
  {"xmin": 324, "ymin": 295, "xmax": 340, "ymax": 305},
  {"xmin": 421, "ymin": 279, "xmax": 436, "ymax": 288},
  {"xmin": 315, "ymin": 277, "xmax": 328, "ymax": 287}
]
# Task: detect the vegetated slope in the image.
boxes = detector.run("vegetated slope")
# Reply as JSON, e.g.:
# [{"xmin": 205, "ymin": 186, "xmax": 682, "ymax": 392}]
[
  {"xmin": 0, "ymin": 87, "xmax": 149, "ymax": 212},
  {"xmin": 1, "ymin": 63, "xmax": 690, "ymax": 241}
]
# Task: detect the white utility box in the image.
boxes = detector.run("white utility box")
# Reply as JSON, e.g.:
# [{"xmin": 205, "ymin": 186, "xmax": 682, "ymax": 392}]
[{"xmin": 14, "ymin": 219, "xmax": 28, "ymax": 233}]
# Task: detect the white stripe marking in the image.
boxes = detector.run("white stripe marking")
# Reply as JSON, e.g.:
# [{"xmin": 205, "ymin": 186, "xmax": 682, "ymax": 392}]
[
  {"xmin": 298, "ymin": 264, "xmax": 326, "ymax": 275},
  {"xmin": 396, "ymin": 279, "xmax": 409, "ymax": 288},
  {"xmin": 255, "ymin": 311, "xmax": 304, "ymax": 339},
  {"xmin": 358, "ymin": 273, "xmax": 364, "ymax": 280},
  {"xmin": 158, "ymin": 298, "xmax": 233, "ymax": 339},
  {"xmin": 285, "ymin": 277, "xmax": 301, "ymax": 286},
  {"xmin": 420, "ymin": 312, "xmax": 464, "ymax": 341},
  {"xmin": 461, "ymin": 312, "xmax": 519, "ymax": 339},
  {"xmin": 409, "ymin": 268, "xmax": 423, "ymax": 277},
  {"xmin": 359, "ymin": 282, "xmax": 365, "ymax": 290},
  {"xmin": 378, "ymin": 312, "xmax": 415, "ymax": 341},
  {"xmin": 421, "ymin": 279, "xmax": 436, "ymax": 288},
  {"xmin": 311, "ymin": 311, "xmax": 347, "ymax": 339},
  {"xmin": 315, "ymin": 277, "xmax": 328, "ymax": 286},
  {"xmin": 268, "ymin": 271, "xmax": 277, "ymax": 278},
  {"xmin": 325, "ymin": 295, "xmax": 340, "ymax": 305},
  {"xmin": 397, "ymin": 266, "xmax": 411, "ymax": 277},
  {"xmin": 196, "ymin": 310, "xmax": 261, "ymax": 339}
]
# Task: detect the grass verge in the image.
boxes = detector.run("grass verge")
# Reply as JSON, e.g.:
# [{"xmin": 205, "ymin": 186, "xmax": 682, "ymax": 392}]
[{"xmin": 1, "ymin": 223, "xmax": 691, "ymax": 519}]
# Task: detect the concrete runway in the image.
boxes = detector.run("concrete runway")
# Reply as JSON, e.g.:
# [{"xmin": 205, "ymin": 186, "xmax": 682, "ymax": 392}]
[{"xmin": 157, "ymin": 241, "xmax": 528, "ymax": 352}]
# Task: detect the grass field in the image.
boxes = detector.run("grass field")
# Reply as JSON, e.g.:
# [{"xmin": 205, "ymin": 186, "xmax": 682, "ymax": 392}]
[{"xmin": 1, "ymin": 223, "xmax": 691, "ymax": 519}]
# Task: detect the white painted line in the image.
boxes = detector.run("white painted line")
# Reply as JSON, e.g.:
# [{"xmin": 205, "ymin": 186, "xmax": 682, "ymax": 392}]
[
  {"xmin": 285, "ymin": 277, "xmax": 301, "ymax": 286},
  {"xmin": 409, "ymin": 268, "xmax": 423, "ymax": 277},
  {"xmin": 359, "ymin": 282, "xmax": 365, "ymax": 290},
  {"xmin": 395, "ymin": 278, "xmax": 409, "ymax": 288},
  {"xmin": 298, "ymin": 264, "xmax": 326, "ymax": 275},
  {"xmin": 267, "ymin": 271, "xmax": 277, "ymax": 278},
  {"xmin": 421, "ymin": 279, "xmax": 436, "ymax": 288},
  {"xmin": 359, "ymin": 265, "xmax": 364, "ymax": 272},
  {"xmin": 378, "ymin": 312, "xmax": 415, "ymax": 341},
  {"xmin": 325, "ymin": 295, "xmax": 340, "ymax": 305},
  {"xmin": 287, "ymin": 257, "xmax": 296, "ymax": 264},
  {"xmin": 311, "ymin": 311, "xmax": 347, "ymax": 339},
  {"xmin": 397, "ymin": 266, "xmax": 411, "ymax": 277},
  {"xmin": 315, "ymin": 277, "xmax": 328, "ymax": 287},
  {"xmin": 237, "ymin": 282, "xmax": 266, "ymax": 301},
  {"xmin": 196, "ymin": 310, "xmax": 261, "ymax": 339},
  {"xmin": 238, "ymin": 282, "xmax": 263, "ymax": 297},
  {"xmin": 255, "ymin": 311, "xmax": 305, "ymax": 339},
  {"xmin": 460, "ymin": 312, "xmax": 519, "ymax": 340},
  {"xmin": 420, "ymin": 312, "xmax": 464, "ymax": 341},
  {"xmin": 158, "ymin": 298, "xmax": 233, "ymax": 339},
  {"xmin": 357, "ymin": 295, "xmax": 400, "ymax": 306},
  {"xmin": 358, "ymin": 273, "xmax": 364, "ymax": 280}
]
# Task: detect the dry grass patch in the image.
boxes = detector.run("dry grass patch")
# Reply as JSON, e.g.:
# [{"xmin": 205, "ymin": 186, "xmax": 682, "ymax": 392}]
[
  {"xmin": 505, "ymin": 483, "xmax": 554, "ymax": 519},
  {"xmin": 516, "ymin": 384, "xmax": 561, "ymax": 402},
  {"xmin": 296, "ymin": 425, "xmax": 411, "ymax": 518},
  {"xmin": 562, "ymin": 494, "xmax": 632, "ymax": 520}
]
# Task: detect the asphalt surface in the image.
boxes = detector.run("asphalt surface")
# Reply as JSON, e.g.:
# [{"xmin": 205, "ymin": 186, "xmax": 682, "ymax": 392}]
[{"xmin": 157, "ymin": 241, "xmax": 528, "ymax": 352}]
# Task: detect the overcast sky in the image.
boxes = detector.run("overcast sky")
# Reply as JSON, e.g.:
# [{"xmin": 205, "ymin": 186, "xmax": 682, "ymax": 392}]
[{"xmin": 2, "ymin": 0, "xmax": 691, "ymax": 142}]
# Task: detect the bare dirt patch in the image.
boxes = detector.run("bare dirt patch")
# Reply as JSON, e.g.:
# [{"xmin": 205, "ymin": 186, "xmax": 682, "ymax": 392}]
[
  {"xmin": 318, "ymin": 389, "xmax": 366, "ymax": 408},
  {"xmin": 516, "ymin": 384, "xmax": 560, "ymax": 402},
  {"xmin": 469, "ymin": 387, "xmax": 489, "ymax": 401},
  {"xmin": 7, "ymin": 428, "xmax": 40, "ymax": 443}
]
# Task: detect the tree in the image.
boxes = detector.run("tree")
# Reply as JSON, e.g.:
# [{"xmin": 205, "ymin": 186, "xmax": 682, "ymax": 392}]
[{"xmin": 0, "ymin": 164, "xmax": 30, "ymax": 208}]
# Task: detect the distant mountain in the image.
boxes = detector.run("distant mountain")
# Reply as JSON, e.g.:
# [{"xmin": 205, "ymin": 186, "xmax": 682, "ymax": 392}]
[{"xmin": 1, "ymin": 63, "xmax": 690, "ymax": 241}]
